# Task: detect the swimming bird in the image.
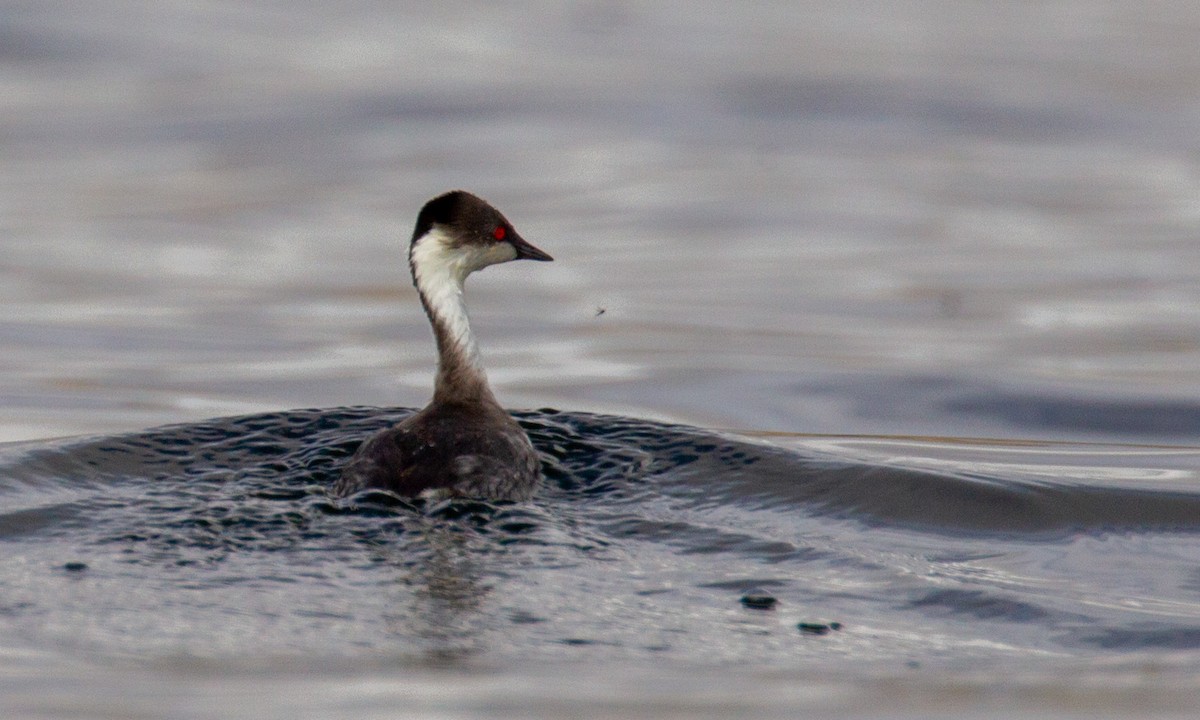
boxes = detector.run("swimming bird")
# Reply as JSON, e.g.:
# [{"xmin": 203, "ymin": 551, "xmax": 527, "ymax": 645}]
[{"xmin": 333, "ymin": 190, "xmax": 553, "ymax": 500}]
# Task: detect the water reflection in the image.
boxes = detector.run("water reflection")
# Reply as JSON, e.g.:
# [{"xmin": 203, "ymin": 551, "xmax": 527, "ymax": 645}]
[{"xmin": 391, "ymin": 523, "xmax": 489, "ymax": 665}]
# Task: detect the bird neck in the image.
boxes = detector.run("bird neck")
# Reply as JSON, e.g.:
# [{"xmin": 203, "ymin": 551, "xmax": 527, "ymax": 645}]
[{"xmin": 410, "ymin": 229, "xmax": 497, "ymax": 406}]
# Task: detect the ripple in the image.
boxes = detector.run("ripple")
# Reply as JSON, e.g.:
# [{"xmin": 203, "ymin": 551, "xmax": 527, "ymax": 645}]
[{"xmin": 2, "ymin": 407, "xmax": 1200, "ymax": 663}]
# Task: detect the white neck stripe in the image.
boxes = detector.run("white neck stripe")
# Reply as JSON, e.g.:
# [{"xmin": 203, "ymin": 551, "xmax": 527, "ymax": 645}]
[{"xmin": 410, "ymin": 226, "xmax": 482, "ymax": 370}]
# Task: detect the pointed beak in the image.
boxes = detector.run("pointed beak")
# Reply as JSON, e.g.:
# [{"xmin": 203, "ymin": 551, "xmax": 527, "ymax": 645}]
[{"xmin": 510, "ymin": 233, "xmax": 554, "ymax": 262}]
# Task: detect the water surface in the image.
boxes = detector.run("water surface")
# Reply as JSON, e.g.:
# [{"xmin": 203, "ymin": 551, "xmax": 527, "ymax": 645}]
[{"xmin": 4, "ymin": 408, "xmax": 1200, "ymax": 718}]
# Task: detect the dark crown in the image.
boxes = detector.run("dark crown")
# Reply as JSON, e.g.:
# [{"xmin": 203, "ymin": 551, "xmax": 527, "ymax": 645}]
[{"xmin": 411, "ymin": 190, "xmax": 506, "ymax": 247}]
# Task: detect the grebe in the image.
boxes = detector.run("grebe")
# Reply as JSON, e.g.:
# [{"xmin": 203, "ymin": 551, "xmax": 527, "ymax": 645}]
[{"xmin": 333, "ymin": 190, "xmax": 553, "ymax": 500}]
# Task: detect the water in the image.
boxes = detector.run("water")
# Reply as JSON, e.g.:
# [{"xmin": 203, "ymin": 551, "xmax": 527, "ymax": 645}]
[
  {"xmin": 4, "ymin": 408, "xmax": 1200, "ymax": 716},
  {"xmin": 3, "ymin": 1, "xmax": 1200, "ymax": 717}
]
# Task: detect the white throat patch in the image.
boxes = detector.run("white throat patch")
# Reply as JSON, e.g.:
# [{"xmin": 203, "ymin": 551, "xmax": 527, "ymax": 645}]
[{"xmin": 409, "ymin": 225, "xmax": 517, "ymax": 364}]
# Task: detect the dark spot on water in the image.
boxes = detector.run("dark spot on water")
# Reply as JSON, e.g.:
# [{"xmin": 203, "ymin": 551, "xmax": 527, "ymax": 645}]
[
  {"xmin": 740, "ymin": 593, "xmax": 777, "ymax": 610},
  {"xmin": 797, "ymin": 622, "xmax": 842, "ymax": 635},
  {"xmin": 62, "ymin": 561, "xmax": 88, "ymax": 572}
]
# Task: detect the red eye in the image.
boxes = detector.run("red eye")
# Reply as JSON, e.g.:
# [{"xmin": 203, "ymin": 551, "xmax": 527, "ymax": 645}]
[{"xmin": 492, "ymin": 226, "xmax": 506, "ymax": 241}]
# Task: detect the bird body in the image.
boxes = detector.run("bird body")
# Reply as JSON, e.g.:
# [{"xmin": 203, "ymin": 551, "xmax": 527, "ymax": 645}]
[{"xmin": 334, "ymin": 191, "xmax": 552, "ymax": 500}]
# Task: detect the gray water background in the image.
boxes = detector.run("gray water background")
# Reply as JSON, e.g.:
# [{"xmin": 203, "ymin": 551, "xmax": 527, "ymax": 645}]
[{"xmin": 3, "ymin": 1, "xmax": 1200, "ymax": 717}]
